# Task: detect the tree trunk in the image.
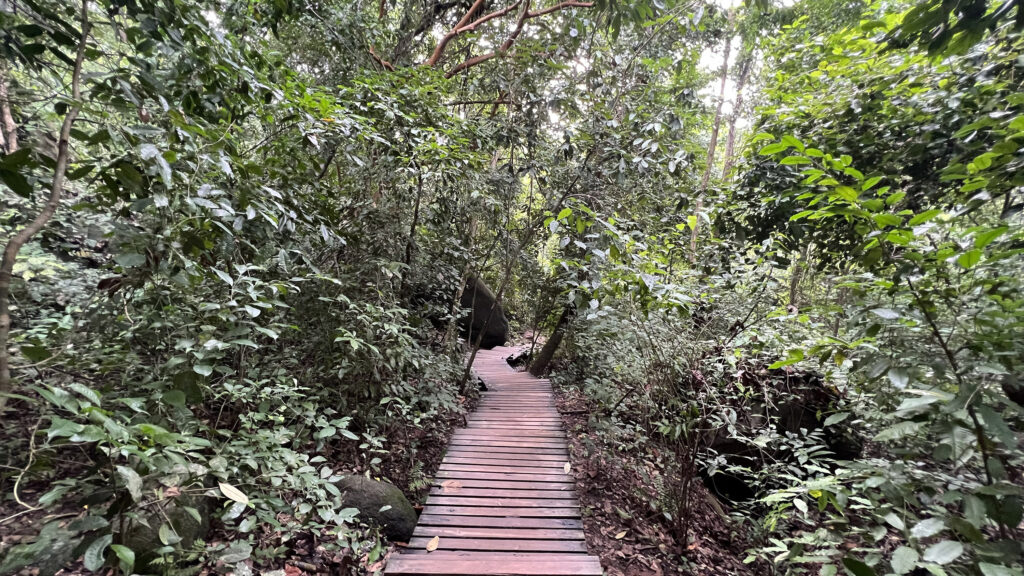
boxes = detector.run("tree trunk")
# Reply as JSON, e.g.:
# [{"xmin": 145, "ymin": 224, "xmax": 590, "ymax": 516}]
[
  {"xmin": 788, "ymin": 244, "xmax": 809, "ymax": 309},
  {"xmin": 721, "ymin": 56, "xmax": 751, "ymax": 180},
  {"xmin": 0, "ymin": 61, "xmax": 17, "ymax": 154},
  {"xmin": 528, "ymin": 304, "xmax": 573, "ymax": 376},
  {"xmin": 690, "ymin": 11, "xmax": 735, "ymax": 262},
  {"xmin": 0, "ymin": 1, "xmax": 89, "ymax": 412}
]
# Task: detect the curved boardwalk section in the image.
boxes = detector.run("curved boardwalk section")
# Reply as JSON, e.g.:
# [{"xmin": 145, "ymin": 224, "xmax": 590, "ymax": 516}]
[{"xmin": 384, "ymin": 347, "xmax": 602, "ymax": 576}]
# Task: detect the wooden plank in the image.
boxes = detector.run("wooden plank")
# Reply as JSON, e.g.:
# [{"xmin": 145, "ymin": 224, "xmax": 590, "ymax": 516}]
[
  {"xmin": 448, "ymin": 439, "xmax": 565, "ymax": 448},
  {"xmin": 416, "ymin": 514, "xmax": 582, "ymax": 529},
  {"xmin": 412, "ymin": 526, "xmax": 584, "ymax": 540},
  {"xmin": 430, "ymin": 487, "xmax": 577, "ymax": 499},
  {"xmin": 443, "ymin": 446, "xmax": 568, "ymax": 456},
  {"xmin": 427, "ymin": 496, "xmax": 578, "ymax": 508},
  {"xmin": 438, "ymin": 464, "xmax": 571, "ymax": 476},
  {"xmin": 441, "ymin": 458, "xmax": 568, "ymax": 468},
  {"xmin": 406, "ymin": 538, "xmax": 590, "ymax": 553},
  {"xmin": 384, "ymin": 553, "xmax": 602, "ymax": 575},
  {"xmin": 422, "ymin": 506, "xmax": 580, "ymax": 518},
  {"xmin": 430, "ymin": 478, "xmax": 574, "ymax": 490},
  {"xmin": 443, "ymin": 450, "xmax": 569, "ymax": 462}
]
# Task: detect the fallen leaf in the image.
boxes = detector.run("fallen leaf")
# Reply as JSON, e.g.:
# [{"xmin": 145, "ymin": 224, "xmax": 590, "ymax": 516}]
[
  {"xmin": 284, "ymin": 565, "xmax": 303, "ymax": 576},
  {"xmin": 165, "ymin": 486, "xmax": 181, "ymax": 498},
  {"xmin": 218, "ymin": 481, "xmax": 249, "ymax": 505},
  {"xmin": 615, "ymin": 530, "xmax": 627, "ymax": 540},
  {"xmin": 426, "ymin": 536, "xmax": 439, "ymax": 552},
  {"xmin": 564, "ymin": 462, "xmax": 571, "ymax": 474},
  {"xmin": 441, "ymin": 480, "xmax": 462, "ymax": 493}
]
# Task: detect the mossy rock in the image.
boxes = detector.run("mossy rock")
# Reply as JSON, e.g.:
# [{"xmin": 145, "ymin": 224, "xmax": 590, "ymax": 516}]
[{"xmin": 338, "ymin": 475, "xmax": 417, "ymax": 542}]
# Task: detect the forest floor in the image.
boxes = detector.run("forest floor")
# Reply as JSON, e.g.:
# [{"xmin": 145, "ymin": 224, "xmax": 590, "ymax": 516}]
[{"xmin": 553, "ymin": 384, "xmax": 757, "ymax": 576}]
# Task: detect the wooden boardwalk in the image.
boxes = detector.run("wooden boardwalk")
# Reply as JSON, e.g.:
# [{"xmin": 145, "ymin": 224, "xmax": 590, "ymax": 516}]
[{"xmin": 384, "ymin": 347, "xmax": 602, "ymax": 575}]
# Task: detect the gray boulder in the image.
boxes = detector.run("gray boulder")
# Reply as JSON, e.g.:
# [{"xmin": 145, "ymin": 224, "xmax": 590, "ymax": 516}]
[{"xmin": 338, "ymin": 475, "xmax": 417, "ymax": 542}]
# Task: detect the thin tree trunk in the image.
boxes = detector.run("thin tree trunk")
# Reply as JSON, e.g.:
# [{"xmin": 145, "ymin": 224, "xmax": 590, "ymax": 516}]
[
  {"xmin": 0, "ymin": 1, "xmax": 89, "ymax": 412},
  {"xmin": 528, "ymin": 303, "xmax": 572, "ymax": 376},
  {"xmin": 690, "ymin": 11, "xmax": 734, "ymax": 263},
  {"xmin": 0, "ymin": 62, "xmax": 17, "ymax": 154},
  {"xmin": 721, "ymin": 56, "xmax": 751, "ymax": 180},
  {"xmin": 400, "ymin": 172, "xmax": 423, "ymax": 296},
  {"xmin": 788, "ymin": 243, "xmax": 809, "ymax": 309}
]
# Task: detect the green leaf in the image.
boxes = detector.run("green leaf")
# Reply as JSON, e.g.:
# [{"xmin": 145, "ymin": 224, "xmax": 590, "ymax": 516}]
[
  {"xmin": 0, "ymin": 168, "xmax": 32, "ymax": 197},
  {"xmin": 974, "ymin": 227, "xmax": 1007, "ymax": 249},
  {"xmin": 887, "ymin": 367, "xmax": 910, "ymax": 389},
  {"xmin": 162, "ymin": 389, "xmax": 186, "ymax": 407},
  {"xmin": 922, "ymin": 540, "xmax": 963, "ymax": 565},
  {"xmin": 908, "ymin": 209, "xmax": 942, "ymax": 225},
  {"xmin": 841, "ymin": 556, "xmax": 876, "ymax": 576},
  {"xmin": 193, "ymin": 364, "xmax": 213, "ymax": 376},
  {"xmin": 978, "ymin": 405, "xmax": 1017, "ymax": 447},
  {"xmin": 835, "ymin": 186, "xmax": 859, "ymax": 203},
  {"xmin": 109, "ymin": 545, "xmax": 134, "ymax": 574},
  {"xmin": 911, "ymin": 518, "xmax": 944, "ymax": 539},
  {"xmin": 957, "ymin": 249, "xmax": 982, "ymax": 269},
  {"xmin": 870, "ymin": 308, "xmax": 899, "ymax": 320},
  {"xmin": 115, "ymin": 253, "xmax": 147, "ymax": 268},
  {"xmin": 83, "ymin": 533, "xmax": 112, "ymax": 571},
  {"xmin": 116, "ymin": 466, "xmax": 143, "ymax": 502},
  {"xmin": 891, "ymin": 546, "xmax": 918, "ymax": 575},
  {"xmin": 218, "ymin": 481, "xmax": 249, "ymax": 505},
  {"xmin": 823, "ymin": 412, "xmax": 849, "ymax": 427},
  {"xmin": 862, "ymin": 176, "xmax": 883, "ymax": 191},
  {"xmin": 158, "ymin": 523, "xmax": 182, "ymax": 546},
  {"xmin": 780, "ymin": 155, "xmax": 811, "ymax": 165},
  {"xmin": 781, "ymin": 134, "xmax": 805, "ymax": 152},
  {"xmin": 978, "ymin": 563, "xmax": 1015, "ymax": 576},
  {"xmin": 557, "ymin": 207, "xmax": 572, "ymax": 220},
  {"xmin": 759, "ymin": 142, "xmax": 789, "ymax": 155}
]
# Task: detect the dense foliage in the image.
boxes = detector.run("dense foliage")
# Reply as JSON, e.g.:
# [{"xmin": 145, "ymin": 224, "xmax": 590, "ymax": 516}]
[{"xmin": 1, "ymin": 0, "xmax": 1021, "ymax": 575}]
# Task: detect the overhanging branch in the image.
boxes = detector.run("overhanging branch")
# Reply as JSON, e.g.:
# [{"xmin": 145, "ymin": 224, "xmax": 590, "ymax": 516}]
[{"xmin": 444, "ymin": 0, "xmax": 594, "ymax": 78}]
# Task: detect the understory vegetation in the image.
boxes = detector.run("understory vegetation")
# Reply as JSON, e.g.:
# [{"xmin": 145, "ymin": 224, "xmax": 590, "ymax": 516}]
[{"xmin": 1, "ymin": 0, "xmax": 1022, "ymax": 575}]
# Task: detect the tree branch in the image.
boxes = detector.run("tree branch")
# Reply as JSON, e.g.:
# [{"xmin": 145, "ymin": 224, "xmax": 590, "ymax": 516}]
[
  {"xmin": 0, "ymin": 0, "xmax": 90, "ymax": 412},
  {"xmin": 444, "ymin": 0, "xmax": 594, "ymax": 78},
  {"xmin": 527, "ymin": 0, "xmax": 593, "ymax": 18},
  {"xmin": 369, "ymin": 45, "xmax": 396, "ymax": 71},
  {"xmin": 424, "ymin": 0, "xmax": 487, "ymax": 67}
]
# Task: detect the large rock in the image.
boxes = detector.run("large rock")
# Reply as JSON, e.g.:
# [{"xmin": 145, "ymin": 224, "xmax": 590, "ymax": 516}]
[
  {"xmin": 458, "ymin": 276, "xmax": 508, "ymax": 349},
  {"xmin": 338, "ymin": 476, "xmax": 417, "ymax": 542},
  {"xmin": 701, "ymin": 368, "xmax": 862, "ymax": 503}
]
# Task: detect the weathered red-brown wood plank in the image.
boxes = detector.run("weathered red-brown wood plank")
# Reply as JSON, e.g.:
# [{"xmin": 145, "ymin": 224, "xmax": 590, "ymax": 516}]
[
  {"xmin": 385, "ymin": 553, "xmax": 602, "ymax": 575},
  {"xmin": 385, "ymin": 348, "xmax": 600, "ymax": 576},
  {"xmin": 406, "ymin": 538, "xmax": 590, "ymax": 553},
  {"xmin": 416, "ymin": 514, "xmax": 582, "ymax": 529}
]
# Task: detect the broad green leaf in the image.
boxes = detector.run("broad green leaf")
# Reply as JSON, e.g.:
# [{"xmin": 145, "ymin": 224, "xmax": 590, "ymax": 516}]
[
  {"xmin": 841, "ymin": 556, "xmax": 876, "ymax": 576},
  {"xmin": 83, "ymin": 534, "xmax": 112, "ymax": 571},
  {"xmin": 780, "ymin": 155, "xmax": 811, "ymax": 165},
  {"xmin": 823, "ymin": 412, "xmax": 849, "ymax": 427},
  {"xmin": 910, "ymin": 517, "xmax": 944, "ymax": 539},
  {"xmin": 974, "ymin": 226, "xmax": 1007, "ymax": 249},
  {"xmin": 116, "ymin": 466, "xmax": 143, "ymax": 501},
  {"xmin": 957, "ymin": 249, "xmax": 981, "ymax": 269},
  {"xmin": 109, "ymin": 545, "xmax": 135, "ymax": 574},
  {"xmin": 922, "ymin": 540, "xmax": 963, "ymax": 565},
  {"xmin": 891, "ymin": 546, "xmax": 918, "ymax": 574},
  {"xmin": 218, "ymin": 481, "xmax": 249, "ymax": 505},
  {"xmin": 759, "ymin": 142, "xmax": 788, "ymax": 155}
]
